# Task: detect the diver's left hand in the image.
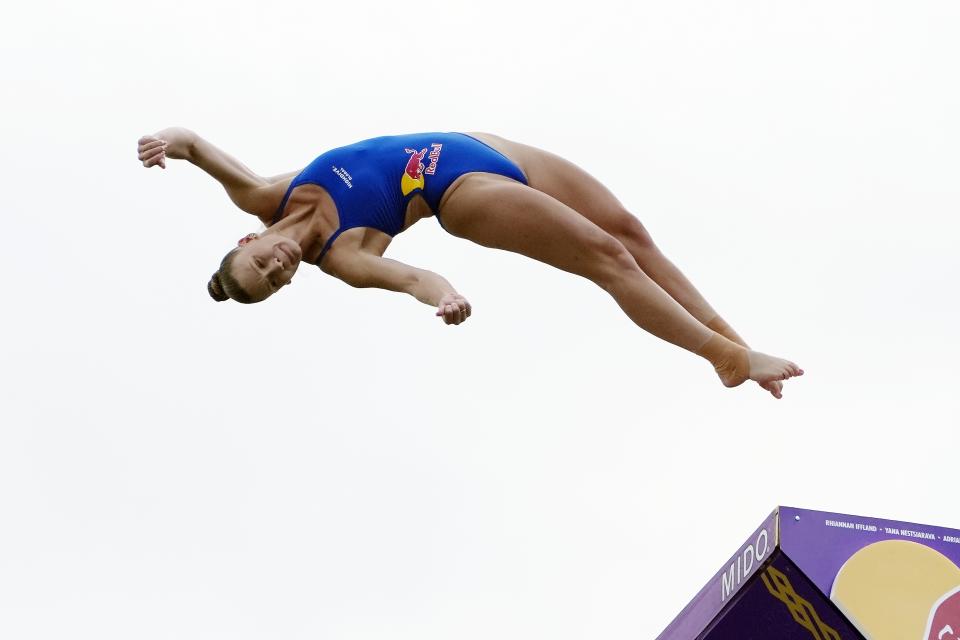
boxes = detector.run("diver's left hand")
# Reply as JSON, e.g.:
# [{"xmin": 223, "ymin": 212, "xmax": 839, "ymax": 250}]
[{"xmin": 436, "ymin": 293, "xmax": 471, "ymax": 325}]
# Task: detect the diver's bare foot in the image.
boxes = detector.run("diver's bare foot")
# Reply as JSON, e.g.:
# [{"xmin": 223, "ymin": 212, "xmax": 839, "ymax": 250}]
[
  {"xmin": 760, "ymin": 379, "xmax": 784, "ymax": 400},
  {"xmin": 697, "ymin": 333, "xmax": 803, "ymax": 395},
  {"xmin": 747, "ymin": 351, "xmax": 803, "ymax": 393}
]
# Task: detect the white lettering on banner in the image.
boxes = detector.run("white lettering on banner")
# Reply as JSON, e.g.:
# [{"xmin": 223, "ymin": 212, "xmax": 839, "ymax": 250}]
[{"xmin": 721, "ymin": 528, "xmax": 770, "ymax": 601}]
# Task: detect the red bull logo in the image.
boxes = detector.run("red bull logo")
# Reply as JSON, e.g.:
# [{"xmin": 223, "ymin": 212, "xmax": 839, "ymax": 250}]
[
  {"xmin": 400, "ymin": 143, "xmax": 443, "ymax": 195},
  {"xmin": 401, "ymin": 147, "xmax": 427, "ymax": 196},
  {"xmin": 424, "ymin": 143, "xmax": 443, "ymax": 175}
]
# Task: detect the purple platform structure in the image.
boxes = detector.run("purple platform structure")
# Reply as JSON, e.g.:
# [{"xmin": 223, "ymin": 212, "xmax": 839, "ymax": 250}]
[{"xmin": 656, "ymin": 507, "xmax": 960, "ymax": 640}]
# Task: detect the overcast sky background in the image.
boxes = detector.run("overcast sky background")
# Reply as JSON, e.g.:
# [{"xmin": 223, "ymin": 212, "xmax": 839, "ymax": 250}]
[{"xmin": 2, "ymin": 1, "xmax": 958, "ymax": 639}]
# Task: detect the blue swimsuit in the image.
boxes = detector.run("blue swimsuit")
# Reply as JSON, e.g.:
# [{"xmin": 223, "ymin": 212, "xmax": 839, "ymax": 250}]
[{"xmin": 271, "ymin": 132, "xmax": 528, "ymax": 263}]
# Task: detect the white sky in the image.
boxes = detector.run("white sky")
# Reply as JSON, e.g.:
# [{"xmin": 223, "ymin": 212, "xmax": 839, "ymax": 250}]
[{"xmin": 2, "ymin": 1, "xmax": 958, "ymax": 638}]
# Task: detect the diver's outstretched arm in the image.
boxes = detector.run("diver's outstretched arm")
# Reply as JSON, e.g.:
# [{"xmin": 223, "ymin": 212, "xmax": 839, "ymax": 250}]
[
  {"xmin": 324, "ymin": 251, "xmax": 471, "ymax": 325},
  {"xmin": 137, "ymin": 127, "xmax": 281, "ymax": 220}
]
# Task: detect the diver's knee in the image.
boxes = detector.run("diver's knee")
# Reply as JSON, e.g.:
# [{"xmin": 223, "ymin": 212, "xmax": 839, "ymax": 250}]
[
  {"xmin": 590, "ymin": 234, "xmax": 641, "ymax": 285},
  {"xmin": 617, "ymin": 213, "xmax": 657, "ymax": 252}
]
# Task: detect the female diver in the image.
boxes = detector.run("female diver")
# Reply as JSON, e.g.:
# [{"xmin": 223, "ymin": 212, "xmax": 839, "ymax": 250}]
[{"xmin": 137, "ymin": 127, "xmax": 803, "ymax": 398}]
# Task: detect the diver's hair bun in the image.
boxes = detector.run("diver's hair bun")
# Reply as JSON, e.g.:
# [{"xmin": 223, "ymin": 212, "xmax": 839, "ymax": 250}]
[{"xmin": 207, "ymin": 272, "xmax": 229, "ymax": 302}]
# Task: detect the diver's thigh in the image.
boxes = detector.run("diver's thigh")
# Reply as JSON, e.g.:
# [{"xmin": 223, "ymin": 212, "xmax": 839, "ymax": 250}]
[
  {"xmin": 439, "ymin": 174, "xmax": 631, "ymax": 280},
  {"xmin": 467, "ymin": 133, "xmax": 637, "ymax": 234}
]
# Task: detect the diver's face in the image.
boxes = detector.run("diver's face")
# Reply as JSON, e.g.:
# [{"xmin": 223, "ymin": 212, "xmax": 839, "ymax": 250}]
[{"xmin": 229, "ymin": 233, "xmax": 302, "ymax": 302}]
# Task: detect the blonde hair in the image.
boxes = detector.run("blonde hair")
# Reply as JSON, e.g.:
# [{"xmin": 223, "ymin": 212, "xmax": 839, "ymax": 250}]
[{"xmin": 206, "ymin": 248, "xmax": 253, "ymax": 303}]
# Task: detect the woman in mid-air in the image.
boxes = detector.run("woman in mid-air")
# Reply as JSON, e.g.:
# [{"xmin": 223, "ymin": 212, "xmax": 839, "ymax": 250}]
[{"xmin": 137, "ymin": 127, "xmax": 802, "ymax": 398}]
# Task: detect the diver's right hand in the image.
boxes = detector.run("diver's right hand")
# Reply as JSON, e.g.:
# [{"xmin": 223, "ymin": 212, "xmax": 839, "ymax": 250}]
[{"xmin": 435, "ymin": 293, "xmax": 472, "ymax": 325}]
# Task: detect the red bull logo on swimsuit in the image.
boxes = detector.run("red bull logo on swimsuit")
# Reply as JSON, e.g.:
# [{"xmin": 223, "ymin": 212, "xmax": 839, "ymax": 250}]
[
  {"xmin": 424, "ymin": 143, "xmax": 442, "ymax": 175},
  {"xmin": 401, "ymin": 147, "xmax": 426, "ymax": 195},
  {"xmin": 400, "ymin": 144, "xmax": 443, "ymax": 196}
]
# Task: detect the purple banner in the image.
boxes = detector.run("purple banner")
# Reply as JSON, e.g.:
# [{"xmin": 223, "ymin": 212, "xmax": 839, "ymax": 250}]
[
  {"xmin": 780, "ymin": 506, "xmax": 960, "ymax": 640},
  {"xmin": 655, "ymin": 509, "xmax": 779, "ymax": 640},
  {"xmin": 779, "ymin": 506, "xmax": 960, "ymax": 597},
  {"xmin": 657, "ymin": 507, "xmax": 960, "ymax": 640},
  {"xmin": 701, "ymin": 551, "xmax": 865, "ymax": 639}
]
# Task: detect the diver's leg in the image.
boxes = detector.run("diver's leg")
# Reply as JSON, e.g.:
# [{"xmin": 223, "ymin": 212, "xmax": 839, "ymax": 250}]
[
  {"xmin": 466, "ymin": 133, "xmax": 784, "ymax": 396},
  {"xmin": 439, "ymin": 174, "xmax": 802, "ymax": 389},
  {"xmin": 467, "ymin": 135, "xmax": 730, "ymax": 326}
]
